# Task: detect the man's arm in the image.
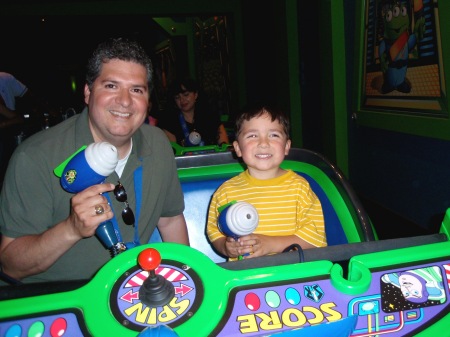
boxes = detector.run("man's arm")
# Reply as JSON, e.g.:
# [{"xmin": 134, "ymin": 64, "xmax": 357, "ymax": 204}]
[
  {"xmin": 0, "ymin": 183, "xmax": 115, "ymax": 280},
  {"xmin": 0, "ymin": 222, "xmax": 80, "ymax": 280},
  {"xmin": 0, "ymin": 93, "xmax": 25, "ymax": 129},
  {"xmin": 0, "ymin": 104, "xmax": 24, "ymax": 129},
  {"xmin": 0, "ymin": 104, "xmax": 17, "ymax": 119},
  {"xmin": 157, "ymin": 214, "xmax": 190, "ymax": 245}
]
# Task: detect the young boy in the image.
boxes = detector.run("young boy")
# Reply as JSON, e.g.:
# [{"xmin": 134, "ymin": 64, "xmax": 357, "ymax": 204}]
[{"xmin": 206, "ymin": 104, "xmax": 327, "ymax": 261}]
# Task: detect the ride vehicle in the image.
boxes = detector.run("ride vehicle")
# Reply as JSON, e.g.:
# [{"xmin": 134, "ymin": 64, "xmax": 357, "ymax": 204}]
[{"xmin": 0, "ymin": 146, "xmax": 449, "ymax": 337}]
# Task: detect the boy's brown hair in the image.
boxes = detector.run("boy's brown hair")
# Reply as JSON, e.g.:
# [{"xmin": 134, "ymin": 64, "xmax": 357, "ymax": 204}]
[{"xmin": 235, "ymin": 103, "xmax": 290, "ymax": 139}]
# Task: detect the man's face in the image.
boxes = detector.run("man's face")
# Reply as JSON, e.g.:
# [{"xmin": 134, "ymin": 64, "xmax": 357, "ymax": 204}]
[{"xmin": 84, "ymin": 59, "xmax": 150, "ymax": 146}]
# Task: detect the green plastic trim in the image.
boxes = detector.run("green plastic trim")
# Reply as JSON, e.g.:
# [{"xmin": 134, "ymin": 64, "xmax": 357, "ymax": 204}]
[
  {"xmin": 218, "ymin": 200, "xmax": 237, "ymax": 213},
  {"xmin": 53, "ymin": 145, "xmax": 87, "ymax": 178},
  {"xmin": 330, "ymin": 261, "xmax": 372, "ymax": 295},
  {"xmin": 171, "ymin": 142, "xmax": 231, "ymax": 156}
]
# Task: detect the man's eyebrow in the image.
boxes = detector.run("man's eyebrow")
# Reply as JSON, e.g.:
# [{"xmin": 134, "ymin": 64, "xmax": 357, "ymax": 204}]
[
  {"xmin": 100, "ymin": 79, "xmax": 118, "ymax": 84},
  {"xmin": 133, "ymin": 84, "xmax": 148, "ymax": 90}
]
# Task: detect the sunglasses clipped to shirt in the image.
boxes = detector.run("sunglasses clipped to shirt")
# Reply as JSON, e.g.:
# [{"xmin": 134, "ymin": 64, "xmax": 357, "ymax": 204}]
[{"xmin": 114, "ymin": 181, "xmax": 135, "ymax": 227}]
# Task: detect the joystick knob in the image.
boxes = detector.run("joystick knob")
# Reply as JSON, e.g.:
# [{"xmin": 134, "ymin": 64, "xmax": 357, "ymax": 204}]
[{"xmin": 138, "ymin": 248, "xmax": 175, "ymax": 307}]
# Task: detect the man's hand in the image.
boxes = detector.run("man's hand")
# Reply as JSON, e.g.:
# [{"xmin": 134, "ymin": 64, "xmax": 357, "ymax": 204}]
[{"xmin": 68, "ymin": 183, "xmax": 115, "ymax": 239}]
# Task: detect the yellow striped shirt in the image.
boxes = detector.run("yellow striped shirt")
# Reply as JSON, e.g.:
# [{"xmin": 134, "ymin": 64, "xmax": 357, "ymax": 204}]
[{"xmin": 206, "ymin": 169, "xmax": 327, "ymax": 248}]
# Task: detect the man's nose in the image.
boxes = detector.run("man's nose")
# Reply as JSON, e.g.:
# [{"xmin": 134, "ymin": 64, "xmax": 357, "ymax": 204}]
[{"xmin": 116, "ymin": 89, "xmax": 132, "ymax": 106}]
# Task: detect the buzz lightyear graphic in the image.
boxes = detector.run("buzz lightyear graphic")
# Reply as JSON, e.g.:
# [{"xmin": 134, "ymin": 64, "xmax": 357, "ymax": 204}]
[{"xmin": 382, "ymin": 266, "xmax": 445, "ymax": 305}]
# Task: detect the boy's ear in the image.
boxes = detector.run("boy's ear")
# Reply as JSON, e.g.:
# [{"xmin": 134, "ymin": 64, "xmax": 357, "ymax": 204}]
[
  {"xmin": 233, "ymin": 140, "xmax": 242, "ymax": 157},
  {"xmin": 284, "ymin": 139, "xmax": 291, "ymax": 155}
]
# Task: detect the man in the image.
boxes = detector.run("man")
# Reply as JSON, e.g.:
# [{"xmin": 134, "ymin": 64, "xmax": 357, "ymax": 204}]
[{"xmin": 0, "ymin": 37, "xmax": 189, "ymax": 285}]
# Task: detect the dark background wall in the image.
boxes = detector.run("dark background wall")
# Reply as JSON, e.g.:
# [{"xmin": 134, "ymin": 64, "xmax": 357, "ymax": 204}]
[{"xmin": 1, "ymin": 15, "xmax": 167, "ymax": 112}]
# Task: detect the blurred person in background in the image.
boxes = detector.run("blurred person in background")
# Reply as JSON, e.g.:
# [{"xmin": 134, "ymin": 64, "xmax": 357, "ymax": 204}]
[
  {"xmin": 0, "ymin": 72, "xmax": 30, "ymax": 185},
  {"xmin": 158, "ymin": 77, "xmax": 229, "ymax": 147}
]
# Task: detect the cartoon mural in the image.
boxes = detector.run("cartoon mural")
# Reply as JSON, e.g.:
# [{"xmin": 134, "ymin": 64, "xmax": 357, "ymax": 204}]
[
  {"xmin": 361, "ymin": 0, "xmax": 446, "ymax": 113},
  {"xmin": 378, "ymin": 0, "xmax": 425, "ymax": 94}
]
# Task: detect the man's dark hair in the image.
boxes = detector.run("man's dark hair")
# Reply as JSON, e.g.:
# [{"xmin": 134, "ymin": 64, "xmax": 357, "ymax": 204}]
[{"xmin": 85, "ymin": 37, "xmax": 154, "ymax": 91}]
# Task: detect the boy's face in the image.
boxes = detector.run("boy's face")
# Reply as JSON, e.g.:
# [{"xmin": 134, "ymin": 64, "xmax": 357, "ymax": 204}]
[{"xmin": 233, "ymin": 112, "xmax": 291, "ymax": 179}]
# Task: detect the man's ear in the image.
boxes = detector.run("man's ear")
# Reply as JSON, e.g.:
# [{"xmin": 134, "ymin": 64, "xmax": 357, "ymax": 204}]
[
  {"xmin": 83, "ymin": 84, "xmax": 91, "ymax": 105},
  {"xmin": 233, "ymin": 140, "xmax": 242, "ymax": 157}
]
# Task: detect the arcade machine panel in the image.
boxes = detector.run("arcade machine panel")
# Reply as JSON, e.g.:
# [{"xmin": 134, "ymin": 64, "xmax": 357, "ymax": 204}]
[{"xmin": 1, "ymin": 226, "xmax": 450, "ymax": 337}]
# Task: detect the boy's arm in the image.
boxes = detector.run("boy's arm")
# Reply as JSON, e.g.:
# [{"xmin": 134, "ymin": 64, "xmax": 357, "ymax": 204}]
[
  {"xmin": 206, "ymin": 194, "xmax": 225, "ymax": 249},
  {"xmin": 206, "ymin": 190, "xmax": 244, "ymax": 259},
  {"xmin": 294, "ymin": 186, "xmax": 327, "ymax": 247}
]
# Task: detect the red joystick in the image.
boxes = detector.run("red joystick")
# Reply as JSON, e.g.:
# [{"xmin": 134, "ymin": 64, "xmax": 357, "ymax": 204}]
[
  {"xmin": 138, "ymin": 248, "xmax": 162, "ymax": 271},
  {"xmin": 137, "ymin": 248, "xmax": 175, "ymax": 307}
]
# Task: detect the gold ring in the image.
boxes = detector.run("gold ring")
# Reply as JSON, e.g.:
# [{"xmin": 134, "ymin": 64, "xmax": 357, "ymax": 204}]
[{"xmin": 95, "ymin": 205, "xmax": 105, "ymax": 215}]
